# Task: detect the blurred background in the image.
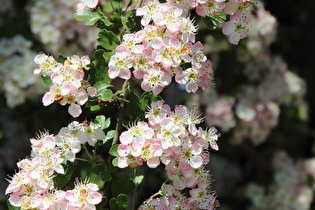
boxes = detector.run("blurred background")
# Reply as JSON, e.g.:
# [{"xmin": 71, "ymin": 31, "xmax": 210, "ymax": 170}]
[{"xmin": 0, "ymin": 0, "xmax": 314, "ymax": 209}]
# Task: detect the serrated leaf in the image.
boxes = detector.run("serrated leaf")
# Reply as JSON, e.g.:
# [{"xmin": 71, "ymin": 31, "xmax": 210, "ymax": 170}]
[
  {"xmin": 109, "ymin": 144, "xmax": 119, "ymax": 157},
  {"xmin": 74, "ymin": 9, "xmax": 103, "ymax": 26},
  {"xmin": 98, "ymin": 30, "xmax": 120, "ymax": 51},
  {"xmin": 53, "ymin": 162, "xmax": 74, "ymax": 189}
]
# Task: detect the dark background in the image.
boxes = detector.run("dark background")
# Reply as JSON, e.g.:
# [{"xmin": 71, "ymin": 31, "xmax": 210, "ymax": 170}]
[{"xmin": 1, "ymin": 0, "xmax": 315, "ymax": 209}]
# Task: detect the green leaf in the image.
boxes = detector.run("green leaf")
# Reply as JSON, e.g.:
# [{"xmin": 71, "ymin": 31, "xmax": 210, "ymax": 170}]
[
  {"xmin": 74, "ymin": 9, "xmax": 103, "ymax": 26},
  {"xmin": 98, "ymin": 30, "xmax": 120, "ymax": 51},
  {"xmin": 101, "ymin": 163, "xmax": 118, "ymax": 182},
  {"xmin": 104, "ymin": 117, "xmax": 111, "ymax": 129},
  {"xmin": 139, "ymin": 91, "xmax": 162, "ymax": 111},
  {"xmin": 202, "ymin": 16, "xmax": 217, "ymax": 30},
  {"xmin": 112, "ymin": 157, "xmax": 119, "ymax": 167},
  {"xmin": 95, "ymin": 115, "xmax": 111, "ymax": 130},
  {"xmin": 94, "ymin": 80, "xmax": 112, "ymax": 92},
  {"xmin": 53, "ymin": 162, "xmax": 74, "ymax": 189},
  {"xmin": 117, "ymin": 194, "xmax": 128, "ymax": 209},
  {"xmin": 109, "ymin": 194, "xmax": 128, "ymax": 210},
  {"xmin": 92, "ymin": 49, "xmax": 111, "ymax": 83},
  {"xmin": 103, "ymin": 51, "xmax": 115, "ymax": 63},
  {"xmin": 105, "ymin": 130, "xmax": 116, "ymax": 142},
  {"xmin": 102, "ymin": 17, "xmax": 114, "ymax": 26},
  {"xmin": 133, "ymin": 175, "xmax": 144, "ymax": 186},
  {"xmin": 41, "ymin": 75, "xmax": 53, "ymax": 87},
  {"xmin": 125, "ymin": 92, "xmax": 143, "ymax": 121},
  {"xmin": 99, "ymin": 89, "xmax": 113, "ymax": 101},
  {"xmin": 121, "ymin": 10, "xmax": 142, "ymax": 32},
  {"xmin": 57, "ymin": 54, "xmax": 67, "ymax": 64},
  {"xmin": 92, "ymin": 164, "xmax": 105, "ymax": 175},
  {"xmin": 109, "ymin": 144, "xmax": 119, "ymax": 157},
  {"xmin": 109, "ymin": 198, "xmax": 119, "ymax": 210},
  {"xmin": 90, "ymin": 105, "xmax": 102, "ymax": 112}
]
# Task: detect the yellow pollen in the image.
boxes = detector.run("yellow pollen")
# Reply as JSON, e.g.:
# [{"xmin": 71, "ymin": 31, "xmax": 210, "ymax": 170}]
[{"xmin": 116, "ymin": 60, "xmax": 125, "ymax": 68}]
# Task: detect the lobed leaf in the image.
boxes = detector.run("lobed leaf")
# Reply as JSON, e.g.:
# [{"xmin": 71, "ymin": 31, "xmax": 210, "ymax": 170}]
[
  {"xmin": 97, "ymin": 30, "xmax": 121, "ymax": 51},
  {"xmin": 74, "ymin": 9, "xmax": 103, "ymax": 26}
]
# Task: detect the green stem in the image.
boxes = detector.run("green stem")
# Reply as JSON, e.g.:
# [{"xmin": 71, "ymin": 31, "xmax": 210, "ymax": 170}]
[
  {"xmin": 82, "ymin": 144, "xmax": 94, "ymax": 160},
  {"xmin": 149, "ymin": 189, "xmax": 163, "ymax": 199},
  {"xmin": 75, "ymin": 157, "xmax": 94, "ymax": 163}
]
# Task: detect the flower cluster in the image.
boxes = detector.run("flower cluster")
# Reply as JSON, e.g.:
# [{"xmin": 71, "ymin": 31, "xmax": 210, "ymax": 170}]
[
  {"xmin": 34, "ymin": 54, "xmax": 96, "ymax": 117},
  {"xmin": 232, "ymin": 86, "xmax": 280, "ymax": 144},
  {"xmin": 28, "ymin": 0, "xmax": 99, "ymax": 55},
  {"xmin": 6, "ymin": 120, "xmax": 105, "ymax": 209},
  {"xmin": 109, "ymin": 2, "xmax": 214, "ymax": 94},
  {"xmin": 246, "ymin": 5, "xmax": 277, "ymax": 54},
  {"xmin": 117, "ymin": 100, "xmax": 219, "ymax": 209},
  {"xmin": 163, "ymin": 0, "xmax": 255, "ymax": 45},
  {"xmin": 204, "ymin": 91, "xmax": 236, "ymax": 132},
  {"xmin": 188, "ymin": 6, "xmax": 307, "ymax": 145},
  {"xmin": 246, "ymin": 151, "xmax": 315, "ymax": 210},
  {"xmin": 0, "ymin": 35, "xmax": 46, "ymax": 108},
  {"xmin": 139, "ymin": 182, "xmax": 218, "ymax": 209}
]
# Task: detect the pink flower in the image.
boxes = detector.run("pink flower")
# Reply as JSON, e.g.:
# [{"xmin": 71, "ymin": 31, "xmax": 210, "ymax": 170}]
[
  {"xmin": 145, "ymin": 100, "xmax": 171, "ymax": 126},
  {"xmin": 77, "ymin": 0, "xmax": 99, "ymax": 11},
  {"xmin": 65, "ymin": 178, "xmax": 102, "ymax": 209},
  {"xmin": 120, "ymin": 121, "xmax": 154, "ymax": 146},
  {"xmin": 179, "ymin": 18, "xmax": 197, "ymax": 43},
  {"xmin": 195, "ymin": 127, "xmax": 220, "ymax": 150},
  {"xmin": 196, "ymin": 0, "xmax": 226, "ymax": 17},
  {"xmin": 136, "ymin": 1, "xmax": 163, "ymax": 26},
  {"xmin": 155, "ymin": 5, "xmax": 183, "ymax": 32},
  {"xmin": 34, "ymin": 54, "xmax": 61, "ymax": 76},
  {"xmin": 108, "ymin": 52, "xmax": 133, "ymax": 80},
  {"xmin": 188, "ymin": 181, "xmax": 216, "ymax": 209},
  {"xmin": 157, "ymin": 118, "xmax": 183, "ymax": 149},
  {"xmin": 179, "ymin": 136, "xmax": 203, "ymax": 168},
  {"xmin": 223, "ymin": 15, "xmax": 249, "ymax": 45},
  {"xmin": 141, "ymin": 65, "xmax": 172, "ymax": 95},
  {"xmin": 141, "ymin": 140, "xmax": 163, "ymax": 168},
  {"xmin": 190, "ymin": 41, "xmax": 207, "ymax": 68}
]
